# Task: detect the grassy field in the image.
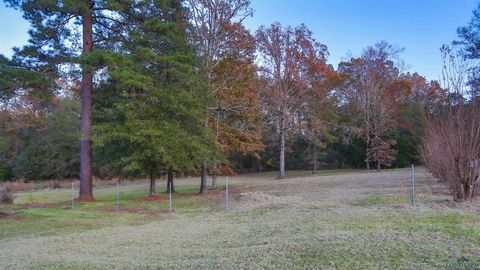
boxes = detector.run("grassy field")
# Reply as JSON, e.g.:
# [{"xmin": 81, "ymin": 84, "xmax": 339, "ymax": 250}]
[{"xmin": 0, "ymin": 168, "xmax": 479, "ymax": 269}]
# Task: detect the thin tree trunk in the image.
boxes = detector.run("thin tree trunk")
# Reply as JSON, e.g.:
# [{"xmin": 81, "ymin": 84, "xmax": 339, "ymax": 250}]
[
  {"xmin": 212, "ymin": 109, "xmax": 220, "ymax": 189},
  {"xmin": 149, "ymin": 172, "xmax": 156, "ymax": 196},
  {"xmin": 464, "ymin": 182, "xmax": 471, "ymax": 201},
  {"xmin": 167, "ymin": 166, "xmax": 175, "ymax": 193},
  {"xmin": 365, "ymin": 136, "xmax": 371, "ymax": 170},
  {"xmin": 79, "ymin": 0, "xmax": 94, "ymax": 200},
  {"xmin": 377, "ymin": 161, "xmax": 380, "ymax": 171},
  {"xmin": 200, "ymin": 109, "xmax": 209, "ymax": 194},
  {"xmin": 365, "ymin": 94, "xmax": 370, "ymax": 171},
  {"xmin": 455, "ymin": 185, "xmax": 465, "ymax": 202},
  {"xmin": 279, "ymin": 128, "xmax": 286, "ymax": 179},
  {"xmin": 200, "ymin": 164, "xmax": 208, "ymax": 194},
  {"xmin": 211, "ymin": 175, "xmax": 217, "ymax": 189},
  {"xmin": 453, "ymin": 160, "xmax": 465, "ymax": 201},
  {"xmin": 312, "ymin": 142, "xmax": 318, "ymax": 174}
]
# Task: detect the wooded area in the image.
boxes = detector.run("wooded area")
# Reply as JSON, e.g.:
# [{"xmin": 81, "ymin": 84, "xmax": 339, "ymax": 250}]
[{"xmin": 0, "ymin": 0, "xmax": 478, "ymax": 202}]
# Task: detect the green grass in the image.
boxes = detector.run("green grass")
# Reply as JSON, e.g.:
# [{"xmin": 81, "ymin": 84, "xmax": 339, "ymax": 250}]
[
  {"xmin": 355, "ymin": 194, "xmax": 410, "ymax": 206},
  {"xmin": 1, "ymin": 168, "xmax": 479, "ymax": 269},
  {"xmin": 446, "ymin": 256, "xmax": 480, "ymax": 270},
  {"xmin": 0, "ymin": 209, "xmax": 149, "ymax": 239},
  {"xmin": 0, "ymin": 181, "xmax": 222, "ymax": 240}
]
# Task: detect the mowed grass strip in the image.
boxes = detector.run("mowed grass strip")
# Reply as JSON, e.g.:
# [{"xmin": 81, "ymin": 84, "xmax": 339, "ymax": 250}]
[
  {"xmin": 0, "ymin": 182, "xmax": 227, "ymax": 240},
  {"xmin": 0, "ymin": 168, "xmax": 479, "ymax": 269}
]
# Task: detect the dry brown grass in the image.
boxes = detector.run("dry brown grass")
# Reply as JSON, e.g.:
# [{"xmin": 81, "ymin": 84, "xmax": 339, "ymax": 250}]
[{"xmin": 0, "ymin": 167, "xmax": 479, "ymax": 269}]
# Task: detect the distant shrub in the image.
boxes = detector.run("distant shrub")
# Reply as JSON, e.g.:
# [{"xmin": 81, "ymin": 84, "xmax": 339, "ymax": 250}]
[
  {"xmin": 0, "ymin": 187, "xmax": 13, "ymax": 203},
  {"xmin": 0, "ymin": 161, "xmax": 13, "ymax": 182},
  {"xmin": 422, "ymin": 103, "xmax": 480, "ymax": 201}
]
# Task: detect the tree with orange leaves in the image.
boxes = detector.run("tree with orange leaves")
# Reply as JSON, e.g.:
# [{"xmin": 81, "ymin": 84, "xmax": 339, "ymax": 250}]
[
  {"xmin": 256, "ymin": 23, "xmax": 329, "ymax": 178},
  {"xmin": 187, "ymin": 0, "xmax": 263, "ymax": 191},
  {"xmin": 214, "ymin": 59, "xmax": 264, "ymax": 155},
  {"xmin": 339, "ymin": 42, "xmax": 406, "ymax": 170},
  {"xmin": 298, "ymin": 48, "xmax": 340, "ymax": 174},
  {"xmin": 401, "ymin": 72, "xmax": 447, "ymax": 114}
]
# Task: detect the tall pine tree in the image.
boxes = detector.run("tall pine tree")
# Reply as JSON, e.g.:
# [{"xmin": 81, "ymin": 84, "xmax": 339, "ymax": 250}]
[
  {"xmin": 2, "ymin": 0, "xmax": 210, "ymax": 198},
  {"xmin": 94, "ymin": 0, "xmax": 221, "ymax": 196}
]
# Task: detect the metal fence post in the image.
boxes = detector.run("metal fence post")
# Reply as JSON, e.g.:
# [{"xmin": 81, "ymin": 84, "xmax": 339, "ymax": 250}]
[
  {"xmin": 71, "ymin": 182, "xmax": 75, "ymax": 209},
  {"xmin": 411, "ymin": 164, "xmax": 416, "ymax": 207},
  {"xmin": 225, "ymin": 176, "xmax": 229, "ymax": 211},
  {"xmin": 116, "ymin": 181, "xmax": 119, "ymax": 211},
  {"xmin": 169, "ymin": 181, "xmax": 172, "ymax": 214}
]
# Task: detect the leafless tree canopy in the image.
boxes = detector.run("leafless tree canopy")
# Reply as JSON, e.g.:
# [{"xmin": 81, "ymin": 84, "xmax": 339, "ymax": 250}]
[
  {"xmin": 255, "ymin": 23, "xmax": 329, "ymax": 178},
  {"xmin": 422, "ymin": 45, "xmax": 480, "ymax": 201},
  {"xmin": 338, "ymin": 42, "xmax": 405, "ymax": 170}
]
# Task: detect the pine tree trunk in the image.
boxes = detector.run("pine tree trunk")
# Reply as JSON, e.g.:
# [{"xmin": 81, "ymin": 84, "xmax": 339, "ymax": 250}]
[
  {"xmin": 279, "ymin": 128, "xmax": 286, "ymax": 179},
  {"xmin": 167, "ymin": 166, "xmax": 175, "ymax": 193},
  {"xmin": 312, "ymin": 142, "xmax": 318, "ymax": 174},
  {"xmin": 149, "ymin": 173, "xmax": 156, "ymax": 196},
  {"xmin": 211, "ymin": 175, "xmax": 217, "ymax": 189},
  {"xmin": 200, "ymin": 164, "xmax": 208, "ymax": 194},
  {"xmin": 79, "ymin": 0, "xmax": 94, "ymax": 200}
]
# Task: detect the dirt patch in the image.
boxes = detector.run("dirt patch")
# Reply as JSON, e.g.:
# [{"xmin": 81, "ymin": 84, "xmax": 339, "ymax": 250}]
[
  {"xmin": 130, "ymin": 191, "xmax": 224, "ymax": 202},
  {"xmin": 174, "ymin": 189, "xmax": 226, "ymax": 198},
  {"xmin": 132, "ymin": 188, "xmax": 243, "ymax": 201},
  {"xmin": 0, "ymin": 213, "xmax": 27, "ymax": 220},
  {"xmin": 100, "ymin": 206, "xmax": 168, "ymax": 217},
  {"xmin": 76, "ymin": 198, "xmax": 97, "ymax": 203}
]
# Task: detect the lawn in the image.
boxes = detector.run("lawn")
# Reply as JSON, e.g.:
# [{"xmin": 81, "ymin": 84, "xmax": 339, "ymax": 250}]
[{"xmin": 0, "ymin": 168, "xmax": 479, "ymax": 269}]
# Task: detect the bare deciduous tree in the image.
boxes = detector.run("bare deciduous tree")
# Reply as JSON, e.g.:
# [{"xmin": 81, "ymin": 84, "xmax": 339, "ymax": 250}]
[
  {"xmin": 422, "ymin": 45, "xmax": 480, "ymax": 201},
  {"xmin": 186, "ymin": 0, "xmax": 259, "ymax": 192},
  {"xmin": 256, "ymin": 23, "xmax": 328, "ymax": 178},
  {"xmin": 423, "ymin": 104, "xmax": 480, "ymax": 201},
  {"xmin": 298, "ymin": 57, "xmax": 339, "ymax": 174},
  {"xmin": 339, "ymin": 42, "xmax": 403, "ymax": 170}
]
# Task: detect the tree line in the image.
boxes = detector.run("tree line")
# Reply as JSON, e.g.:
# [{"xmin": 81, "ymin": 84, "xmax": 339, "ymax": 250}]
[{"xmin": 0, "ymin": 0, "xmax": 478, "ymax": 201}]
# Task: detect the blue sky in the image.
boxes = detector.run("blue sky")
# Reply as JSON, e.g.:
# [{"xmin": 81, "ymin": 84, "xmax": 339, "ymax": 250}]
[{"xmin": 1, "ymin": 0, "xmax": 478, "ymax": 81}]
